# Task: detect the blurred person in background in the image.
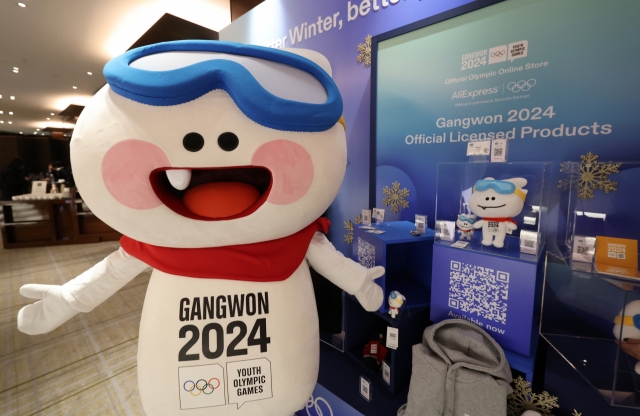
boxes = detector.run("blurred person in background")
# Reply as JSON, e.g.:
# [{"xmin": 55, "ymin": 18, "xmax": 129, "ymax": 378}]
[{"xmin": 0, "ymin": 158, "xmax": 30, "ymax": 200}]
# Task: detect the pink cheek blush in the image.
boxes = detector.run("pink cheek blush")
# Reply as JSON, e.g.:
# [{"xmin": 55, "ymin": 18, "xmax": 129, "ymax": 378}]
[
  {"xmin": 101, "ymin": 139, "xmax": 170, "ymax": 210},
  {"xmin": 251, "ymin": 140, "xmax": 314, "ymax": 205}
]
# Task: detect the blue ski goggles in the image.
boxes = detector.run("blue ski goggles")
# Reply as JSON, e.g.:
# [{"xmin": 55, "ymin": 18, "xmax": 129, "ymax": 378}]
[
  {"xmin": 458, "ymin": 215, "xmax": 476, "ymax": 224},
  {"xmin": 103, "ymin": 40, "xmax": 343, "ymax": 132},
  {"xmin": 473, "ymin": 179, "xmax": 526, "ymax": 201}
]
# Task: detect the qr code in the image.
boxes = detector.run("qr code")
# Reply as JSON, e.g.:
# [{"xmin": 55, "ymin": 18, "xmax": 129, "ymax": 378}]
[
  {"xmin": 524, "ymin": 239, "xmax": 535, "ymax": 248},
  {"xmin": 357, "ymin": 238, "xmax": 376, "ymax": 269},
  {"xmin": 494, "ymin": 147, "xmax": 503, "ymax": 156},
  {"xmin": 448, "ymin": 261, "xmax": 509, "ymax": 324},
  {"xmin": 576, "ymin": 245, "xmax": 588, "ymax": 255},
  {"xmin": 442, "ymin": 226, "xmax": 450, "ymax": 237}
]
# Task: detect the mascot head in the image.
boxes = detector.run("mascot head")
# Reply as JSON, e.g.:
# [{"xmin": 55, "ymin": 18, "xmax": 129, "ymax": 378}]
[
  {"xmin": 456, "ymin": 214, "xmax": 476, "ymax": 231},
  {"xmin": 469, "ymin": 177, "xmax": 528, "ymax": 219},
  {"xmin": 71, "ymin": 41, "xmax": 346, "ymax": 248},
  {"xmin": 614, "ymin": 300, "xmax": 640, "ymax": 341}
]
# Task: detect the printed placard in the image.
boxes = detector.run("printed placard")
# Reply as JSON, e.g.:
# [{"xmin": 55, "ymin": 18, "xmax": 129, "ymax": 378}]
[
  {"xmin": 382, "ymin": 362, "xmax": 391, "ymax": 385},
  {"xmin": 226, "ymin": 358, "xmax": 273, "ymax": 409},
  {"xmin": 466, "ymin": 140, "xmax": 491, "ymax": 156},
  {"xmin": 595, "ymin": 236, "xmax": 638, "ymax": 269},
  {"xmin": 451, "ymin": 241, "xmax": 469, "ymax": 249},
  {"xmin": 491, "ymin": 138, "xmax": 508, "ymax": 162},
  {"xmin": 178, "ymin": 364, "xmax": 226, "ymax": 410},
  {"xmin": 520, "ymin": 230, "xmax": 538, "ymax": 255},
  {"xmin": 372, "ymin": 208, "xmax": 385, "ymax": 224},
  {"xmin": 31, "ymin": 180, "xmax": 48, "ymax": 195},
  {"xmin": 437, "ymin": 220, "xmax": 456, "ymax": 242},
  {"xmin": 572, "ymin": 235, "xmax": 596, "ymax": 263},
  {"xmin": 359, "ymin": 376, "xmax": 372, "ymax": 402},
  {"xmin": 415, "ymin": 215, "xmax": 427, "ymax": 234},
  {"xmin": 386, "ymin": 327, "xmax": 399, "ymax": 350},
  {"xmin": 362, "ymin": 209, "xmax": 371, "ymax": 226}
]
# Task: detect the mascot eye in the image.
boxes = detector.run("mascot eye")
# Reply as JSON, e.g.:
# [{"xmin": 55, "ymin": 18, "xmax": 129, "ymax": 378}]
[
  {"xmin": 491, "ymin": 197, "xmax": 495, "ymax": 200},
  {"xmin": 183, "ymin": 132, "xmax": 204, "ymax": 152},
  {"xmin": 218, "ymin": 132, "xmax": 239, "ymax": 151},
  {"xmin": 485, "ymin": 197, "xmax": 490, "ymax": 201}
]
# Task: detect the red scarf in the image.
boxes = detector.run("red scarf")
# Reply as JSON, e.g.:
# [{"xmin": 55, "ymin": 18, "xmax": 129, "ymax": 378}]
[
  {"xmin": 482, "ymin": 217, "xmax": 517, "ymax": 224},
  {"xmin": 120, "ymin": 218, "xmax": 330, "ymax": 282}
]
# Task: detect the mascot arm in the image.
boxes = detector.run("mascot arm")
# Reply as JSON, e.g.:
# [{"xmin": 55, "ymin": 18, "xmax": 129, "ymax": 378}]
[
  {"xmin": 17, "ymin": 247, "xmax": 148, "ymax": 335},
  {"xmin": 306, "ymin": 231, "xmax": 384, "ymax": 312},
  {"xmin": 473, "ymin": 220, "xmax": 484, "ymax": 229}
]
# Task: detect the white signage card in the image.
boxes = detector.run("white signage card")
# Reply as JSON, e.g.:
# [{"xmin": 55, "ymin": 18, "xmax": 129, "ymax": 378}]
[
  {"xmin": 386, "ymin": 326, "xmax": 399, "ymax": 350},
  {"xmin": 451, "ymin": 241, "xmax": 469, "ymax": 249},
  {"xmin": 466, "ymin": 140, "xmax": 491, "ymax": 156},
  {"xmin": 31, "ymin": 180, "xmax": 48, "ymax": 195},
  {"xmin": 359, "ymin": 376, "xmax": 372, "ymax": 402},
  {"xmin": 382, "ymin": 361, "xmax": 391, "ymax": 385},
  {"xmin": 372, "ymin": 208, "xmax": 385, "ymax": 223},
  {"xmin": 362, "ymin": 209, "xmax": 371, "ymax": 226},
  {"xmin": 520, "ymin": 230, "xmax": 539, "ymax": 255},
  {"xmin": 572, "ymin": 235, "xmax": 597, "ymax": 263},
  {"xmin": 437, "ymin": 220, "xmax": 456, "ymax": 242},
  {"xmin": 415, "ymin": 215, "xmax": 427, "ymax": 234},
  {"xmin": 491, "ymin": 138, "xmax": 508, "ymax": 162}
]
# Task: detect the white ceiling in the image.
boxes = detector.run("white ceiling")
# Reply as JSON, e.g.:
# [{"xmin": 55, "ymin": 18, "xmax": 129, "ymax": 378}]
[{"xmin": 0, "ymin": 0, "xmax": 231, "ymax": 135}]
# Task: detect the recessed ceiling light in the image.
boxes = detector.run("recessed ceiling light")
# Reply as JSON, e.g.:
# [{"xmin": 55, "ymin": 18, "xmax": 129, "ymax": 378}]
[
  {"xmin": 42, "ymin": 133, "xmax": 45, "ymax": 136},
  {"xmin": 8, "ymin": 121, "xmax": 12, "ymax": 124},
  {"xmin": 19, "ymin": 132, "xmax": 23, "ymax": 134},
  {"xmin": 36, "ymin": 128, "xmax": 40, "ymax": 131},
  {"xmin": 8, "ymin": 112, "xmax": 13, "ymax": 115},
  {"xmin": 87, "ymin": 72, "xmax": 93, "ymax": 75},
  {"xmin": 46, "ymin": 118, "xmax": 50, "ymax": 120},
  {"xmin": 33, "ymin": 132, "xmax": 37, "ymax": 135},
  {"xmin": 72, "ymin": 86, "xmax": 77, "ymax": 89},
  {"xmin": 17, "ymin": 3, "xmax": 26, "ymax": 7},
  {"xmin": 10, "ymin": 96, "xmax": 15, "ymax": 100},
  {"xmin": 0, "ymin": 111, "xmax": 3, "ymax": 114},
  {"xmin": 0, "ymin": 121, "xmax": 4, "ymax": 124},
  {"xmin": 50, "ymin": 113, "xmax": 54, "ymax": 116},
  {"xmin": 13, "ymin": 70, "xmax": 19, "ymax": 73}
]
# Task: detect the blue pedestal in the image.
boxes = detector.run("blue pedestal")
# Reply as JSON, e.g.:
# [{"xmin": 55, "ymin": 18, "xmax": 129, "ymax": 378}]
[
  {"xmin": 352, "ymin": 221, "xmax": 435, "ymax": 313},
  {"xmin": 430, "ymin": 244, "xmax": 542, "ymax": 356}
]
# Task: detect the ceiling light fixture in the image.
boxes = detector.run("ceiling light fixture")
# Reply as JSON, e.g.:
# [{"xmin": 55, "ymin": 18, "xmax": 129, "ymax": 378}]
[
  {"xmin": 46, "ymin": 118, "xmax": 50, "ymax": 120},
  {"xmin": 50, "ymin": 113, "xmax": 54, "ymax": 116},
  {"xmin": 0, "ymin": 121, "xmax": 4, "ymax": 124},
  {"xmin": 10, "ymin": 96, "xmax": 15, "ymax": 100},
  {"xmin": 8, "ymin": 112, "xmax": 13, "ymax": 115},
  {"xmin": 36, "ymin": 128, "xmax": 40, "ymax": 131},
  {"xmin": 0, "ymin": 111, "xmax": 3, "ymax": 114},
  {"xmin": 13, "ymin": 69, "xmax": 19, "ymax": 73},
  {"xmin": 8, "ymin": 121, "xmax": 12, "ymax": 124},
  {"xmin": 87, "ymin": 72, "xmax": 93, "ymax": 75},
  {"xmin": 72, "ymin": 86, "xmax": 77, "ymax": 89},
  {"xmin": 17, "ymin": 3, "xmax": 26, "ymax": 7},
  {"xmin": 19, "ymin": 132, "xmax": 23, "ymax": 134},
  {"xmin": 33, "ymin": 132, "xmax": 37, "ymax": 135}
]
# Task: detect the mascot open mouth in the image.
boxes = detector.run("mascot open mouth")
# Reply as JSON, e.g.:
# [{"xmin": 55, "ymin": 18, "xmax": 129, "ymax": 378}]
[{"xmin": 150, "ymin": 167, "xmax": 272, "ymax": 220}]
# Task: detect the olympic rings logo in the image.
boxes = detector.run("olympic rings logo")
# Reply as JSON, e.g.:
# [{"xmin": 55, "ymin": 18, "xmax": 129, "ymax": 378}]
[
  {"xmin": 305, "ymin": 394, "xmax": 333, "ymax": 416},
  {"xmin": 490, "ymin": 50, "xmax": 506, "ymax": 57},
  {"xmin": 507, "ymin": 79, "xmax": 536, "ymax": 93},
  {"xmin": 183, "ymin": 378, "xmax": 221, "ymax": 396}
]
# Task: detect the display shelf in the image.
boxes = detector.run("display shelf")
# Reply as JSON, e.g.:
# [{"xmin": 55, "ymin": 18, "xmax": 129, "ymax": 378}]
[
  {"xmin": 352, "ymin": 221, "xmax": 434, "ymax": 314},
  {"xmin": 343, "ymin": 294, "xmax": 431, "ymax": 394},
  {"xmin": 541, "ymin": 251, "xmax": 640, "ymax": 409}
]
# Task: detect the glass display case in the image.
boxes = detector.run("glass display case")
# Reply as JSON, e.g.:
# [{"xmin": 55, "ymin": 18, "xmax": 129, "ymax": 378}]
[{"xmin": 434, "ymin": 162, "xmax": 550, "ymax": 262}]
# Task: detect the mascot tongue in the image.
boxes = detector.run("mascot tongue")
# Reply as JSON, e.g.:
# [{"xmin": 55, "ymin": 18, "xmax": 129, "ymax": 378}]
[{"xmin": 183, "ymin": 182, "xmax": 260, "ymax": 218}]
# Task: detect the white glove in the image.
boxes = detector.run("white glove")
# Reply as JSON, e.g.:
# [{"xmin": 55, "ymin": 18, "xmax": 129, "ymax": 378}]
[
  {"xmin": 354, "ymin": 266, "xmax": 385, "ymax": 312},
  {"xmin": 306, "ymin": 231, "xmax": 385, "ymax": 311},
  {"xmin": 18, "ymin": 284, "xmax": 78, "ymax": 335},
  {"xmin": 17, "ymin": 247, "xmax": 148, "ymax": 335}
]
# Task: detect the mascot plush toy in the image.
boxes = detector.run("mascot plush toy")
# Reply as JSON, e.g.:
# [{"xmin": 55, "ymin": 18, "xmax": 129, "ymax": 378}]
[
  {"xmin": 16, "ymin": 41, "xmax": 384, "ymax": 416},
  {"xmin": 614, "ymin": 300, "xmax": 640, "ymax": 374},
  {"xmin": 456, "ymin": 214, "xmax": 476, "ymax": 241},
  {"xmin": 469, "ymin": 177, "xmax": 528, "ymax": 248}
]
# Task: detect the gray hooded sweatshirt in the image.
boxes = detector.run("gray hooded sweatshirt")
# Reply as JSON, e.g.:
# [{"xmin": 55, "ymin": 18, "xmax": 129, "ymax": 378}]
[{"xmin": 398, "ymin": 319, "xmax": 513, "ymax": 416}]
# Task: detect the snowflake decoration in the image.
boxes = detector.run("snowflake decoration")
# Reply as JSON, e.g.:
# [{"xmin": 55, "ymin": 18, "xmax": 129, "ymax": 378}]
[
  {"xmin": 344, "ymin": 215, "xmax": 364, "ymax": 244},
  {"xmin": 507, "ymin": 376, "xmax": 559, "ymax": 416},
  {"xmin": 382, "ymin": 181, "xmax": 410, "ymax": 214},
  {"xmin": 357, "ymin": 35, "xmax": 372, "ymax": 67},
  {"xmin": 572, "ymin": 410, "xmax": 582, "ymax": 416},
  {"xmin": 558, "ymin": 152, "xmax": 620, "ymax": 201}
]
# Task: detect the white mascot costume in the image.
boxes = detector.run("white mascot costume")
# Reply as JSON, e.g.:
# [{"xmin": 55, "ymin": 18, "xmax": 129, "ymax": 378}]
[
  {"xmin": 17, "ymin": 41, "xmax": 384, "ymax": 416},
  {"xmin": 614, "ymin": 300, "xmax": 640, "ymax": 374},
  {"xmin": 469, "ymin": 177, "xmax": 528, "ymax": 248}
]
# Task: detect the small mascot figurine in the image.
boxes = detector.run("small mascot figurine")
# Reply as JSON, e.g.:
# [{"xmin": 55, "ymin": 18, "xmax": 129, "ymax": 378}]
[
  {"xmin": 17, "ymin": 41, "xmax": 384, "ymax": 416},
  {"xmin": 388, "ymin": 291, "xmax": 406, "ymax": 318},
  {"xmin": 469, "ymin": 177, "xmax": 528, "ymax": 248},
  {"xmin": 456, "ymin": 214, "xmax": 476, "ymax": 241},
  {"xmin": 614, "ymin": 300, "xmax": 640, "ymax": 374}
]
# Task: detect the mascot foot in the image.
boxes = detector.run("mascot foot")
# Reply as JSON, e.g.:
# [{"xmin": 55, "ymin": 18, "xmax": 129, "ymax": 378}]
[
  {"xmin": 481, "ymin": 240, "xmax": 493, "ymax": 246},
  {"xmin": 493, "ymin": 241, "xmax": 505, "ymax": 248}
]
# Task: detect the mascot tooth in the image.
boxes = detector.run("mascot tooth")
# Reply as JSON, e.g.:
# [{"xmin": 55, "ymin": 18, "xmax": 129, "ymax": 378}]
[
  {"xmin": 469, "ymin": 177, "xmax": 528, "ymax": 248},
  {"xmin": 17, "ymin": 41, "xmax": 384, "ymax": 416}
]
